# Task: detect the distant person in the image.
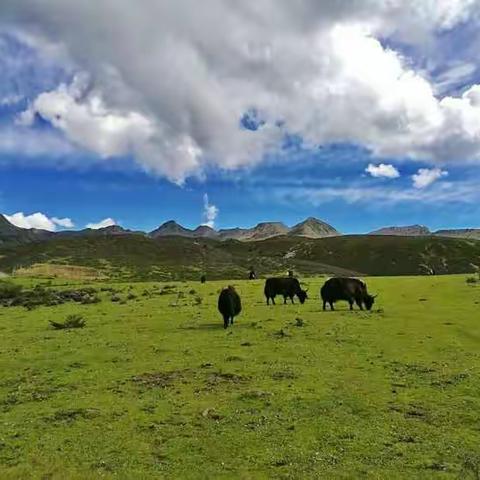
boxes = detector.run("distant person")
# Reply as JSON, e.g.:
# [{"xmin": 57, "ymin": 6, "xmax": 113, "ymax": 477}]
[
  {"xmin": 249, "ymin": 269, "xmax": 256, "ymax": 280},
  {"xmin": 288, "ymin": 270, "xmax": 294, "ymax": 278},
  {"xmin": 200, "ymin": 275, "xmax": 206, "ymax": 284}
]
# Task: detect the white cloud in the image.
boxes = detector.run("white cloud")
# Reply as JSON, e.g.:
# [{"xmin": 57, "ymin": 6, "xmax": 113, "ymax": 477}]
[
  {"xmin": 51, "ymin": 217, "xmax": 74, "ymax": 228},
  {"xmin": 0, "ymin": 94, "xmax": 23, "ymax": 106},
  {"xmin": 433, "ymin": 62, "xmax": 477, "ymax": 95},
  {"xmin": 0, "ymin": 126, "xmax": 76, "ymax": 159},
  {"xmin": 19, "ymin": 75, "xmax": 155, "ymax": 162},
  {"xmin": 86, "ymin": 218, "xmax": 116, "ymax": 229},
  {"xmin": 365, "ymin": 163, "xmax": 400, "ymax": 179},
  {"xmin": 3, "ymin": 1, "xmax": 480, "ymax": 181},
  {"xmin": 202, "ymin": 194, "xmax": 219, "ymax": 229},
  {"xmin": 4, "ymin": 212, "xmax": 73, "ymax": 231},
  {"xmin": 271, "ymin": 179, "xmax": 479, "ymax": 207},
  {"xmin": 412, "ymin": 168, "xmax": 448, "ymax": 188}
]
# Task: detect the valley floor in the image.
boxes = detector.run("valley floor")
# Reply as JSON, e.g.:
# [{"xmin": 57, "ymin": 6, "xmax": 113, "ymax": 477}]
[{"xmin": 1, "ymin": 275, "xmax": 480, "ymax": 479}]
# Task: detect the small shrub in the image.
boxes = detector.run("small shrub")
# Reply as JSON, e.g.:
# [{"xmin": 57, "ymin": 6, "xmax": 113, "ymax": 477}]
[
  {"xmin": 127, "ymin": 293, "xmax": 137, "ymax": 300},
  {"xmin": 111, "ymin": 294, "xmax": 121, "ymax": 302},
  {"xmin": 80, "ymin": 294, "xmax": 101, "ymax": 304},
  {"xmin": 466, "ymin": 277, "xmax": 477, "ymax": 284},
  {"xmin": 295, "ymin": 317, "xmax": 304, "ymax": 327},
  {"xmin": 159, "ymin": 286, "xmax": 176, "ymax": 295},
  {"xmin": 50, "ymin": 314, "xmax": 85, "ymax": 330},
  {"xmin": 189, "ymin": 289, "xmax": 196, "ymax": 295},
  {"xmin": 460, "ymin": 452, "xmax": 480, "ymax": 480},
  {"xmin": 101, "ymin": 287, "xmax": 116, "ymax": 292},
  {"xmin": 194, "ymin": 296, "xmax": 202, "ymax": 305},
  {"xmin": 0, "ymin": 281, "xmax": 23, "ymax": 300}
]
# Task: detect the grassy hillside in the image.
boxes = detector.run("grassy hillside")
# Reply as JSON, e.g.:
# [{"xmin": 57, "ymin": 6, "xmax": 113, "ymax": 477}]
[
  {"xmin": 1, "ymin": 275, "xmax": 480, "ymax": 478},
  {"xmin": 0, "ymin": 234, "xmax": 479, "ymax": 280}
]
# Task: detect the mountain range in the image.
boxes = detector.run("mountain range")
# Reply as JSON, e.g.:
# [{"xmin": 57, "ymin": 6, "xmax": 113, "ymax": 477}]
[
  {"xmin": 150, "ymin": 217, "xmax": 340, "ymax": 241},
  {"xmin": 2, "ymin": 214, "xmax": 480, "ymax": 279},
  {"xmin": 368, "ymin": 224, "xmax": 480, "ymax": 239},
  {"xmin": 1, "ymin": 214, "xmax": 480, "ymax": 247},
  {"xmin": 0, "ymin": 215, "xmax": 340, "ymax": 245}
]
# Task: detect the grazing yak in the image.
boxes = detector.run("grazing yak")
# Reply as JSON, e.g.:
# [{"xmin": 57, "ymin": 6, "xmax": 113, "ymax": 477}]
[
  {"xmin": 218, "ymin": 286, "xmax": 242, "ymax": 329},
  {"xmin": 264, "ymin": 277, "xmax": 308, "ymax": 305},
  {"xmin": 321, "ymin": 277, "xmax": 376, "ymax": 311}
]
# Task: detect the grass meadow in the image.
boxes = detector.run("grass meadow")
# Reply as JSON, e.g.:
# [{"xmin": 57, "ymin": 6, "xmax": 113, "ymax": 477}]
[{"xmin": 1, "ymin": 275, "xmax": 480, "ymax": 479}]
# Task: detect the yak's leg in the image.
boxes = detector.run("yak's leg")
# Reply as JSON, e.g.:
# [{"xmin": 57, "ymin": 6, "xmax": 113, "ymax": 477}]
[
  {"xmin": 355, "ymin": 297, "xmax": 364, "ymax": 310},
  {"xmin": 224, "ymin": 316, "xmax": 229, "ymax": 329},
  {"xmin": 329, "ymin": 301, "xmax": 335, "ymax": 311},
  {"xmin": 231, "ymin": 316, "xmax": 234, "ymax": 325},
  {"xmin": 266, "ymin": 296, "xmax": 270, "ymax": 306},
  {"xmin": 291, "ymin": 295, "xmax": 295, "ymax": 304},
  {"xmin": 271, "ymin": 295, "xmax": 276, "ymax": 305},
  {"xmin": 283, "ymin": 295, "xmax": 288, "ymax": 304},
  {"xmin": 323, "ymin": 300, "xmax": 327, "ymax": 311},
  {"xmin": 349, "ymin": 299, "xmax": 354, "ymax": 310}
]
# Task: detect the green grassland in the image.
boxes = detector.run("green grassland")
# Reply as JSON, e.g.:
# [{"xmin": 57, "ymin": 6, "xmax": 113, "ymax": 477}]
[{"xmin": 1, "ymin": 275, "xmax": 480, "ymax": 479}]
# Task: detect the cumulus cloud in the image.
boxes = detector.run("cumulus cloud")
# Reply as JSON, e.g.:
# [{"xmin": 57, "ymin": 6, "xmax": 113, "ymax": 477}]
[
  {"xmin": 4, "ymin": 212, "xmax": 74, "ymax": 231},
  {"xmin": 202, "ymin": 194, "xmax": 219, "ymax": 229},
  {"xmin": 19, "ymin": 74, "xmax": 155, "ymax": 161},
  {"xmin": 365, "ymin": 163, "xmax": 400, "ymax": 179},
  {"xmin": 86, "ymin": 218, "xmax": 116, "ymax": 229},
  {"xmin": 2, "ymin": 1, "xmax": 480, "ymax": 181},
  {"xmin": 0, "ymin": 126, "xmax": 76, "ymax": 159},
  {"xmin": 412, "ymin": 168, "xmax": 448, "ymax": 188}
]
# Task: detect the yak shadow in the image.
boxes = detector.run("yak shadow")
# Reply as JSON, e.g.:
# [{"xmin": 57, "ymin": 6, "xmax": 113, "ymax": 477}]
[{"xmin": 179, "ymin": 322, "xmax": 245, "ymax": 330}]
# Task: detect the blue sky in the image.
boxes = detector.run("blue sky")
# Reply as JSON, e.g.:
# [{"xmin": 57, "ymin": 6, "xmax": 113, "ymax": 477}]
[{"xmin": 1, "ymin": 2, "xmax": 480, "ymax": 233}]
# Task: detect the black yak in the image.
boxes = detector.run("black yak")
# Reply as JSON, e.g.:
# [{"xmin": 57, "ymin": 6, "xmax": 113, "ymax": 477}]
[
  {"xmin": 320, "ymin": 277, "xmax": 376, "ymax": 311},
  {"xmin": 264, "ymin": 277, "xmax": 308, "ymax": 305},
  {"xmin": 218, "ymin": 286, "xmax": 242, "ymax": 329}
]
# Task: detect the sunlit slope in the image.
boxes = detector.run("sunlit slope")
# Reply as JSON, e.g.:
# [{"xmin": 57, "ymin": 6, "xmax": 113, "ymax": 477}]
[{"xmin": 0, "ymin": 234, "xmax": 479, "ymax": 279}]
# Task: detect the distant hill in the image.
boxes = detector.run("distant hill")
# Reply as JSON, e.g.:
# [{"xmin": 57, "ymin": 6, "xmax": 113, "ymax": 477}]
[
  {"xmin": 218, "ymin": 222, "xmax": 289, "ymax": 241},
  {"xmin": 0, "ymin": 214, "xmax": 54, "ymax": 246},
  {"xmin": 217, "ymin": 227, "xmax": 250, "ymax": 241},
  {"xmin": 434, "ymin": 228, "xmax": 480, "ymax": 240},
  {"xmin": 192, "ymin": 225, "xmax": 218, "ymax": 238},
  {"xmin": 289, "ymin": 217, "xmax": 339, "ymax": 238},
  {"xmin": 147, "ymin": 217, "xmax": 335, "ymax": 241},
  {"xmin": 149, "ymin": 220, "xmax": 195, "ymax": 238},
  {"xmin": 1, "ymin": 233, "xmax": 479, "ymax": 280},
  {"xmin": 369, "ymin": 225, "xmax": 431, "ymax": 236},
  {"xmin": 248, "ymin": 222, "xmax": 289, "ymax": 241},
  {"xmin": 369, "ymin": 224, "xmax": 480, "ymax": 240},
  {"xmin": 149, "ymin": 220, "xmax": 290, "ymax": 241},
  {"xmin": 57, "ymin": 225, "xmax": 144, "ymax": 238}
]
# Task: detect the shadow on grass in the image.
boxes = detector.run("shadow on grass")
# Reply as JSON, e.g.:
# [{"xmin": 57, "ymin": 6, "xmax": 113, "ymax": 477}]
[{"xmin": 179, "ymin": 323, "xmax": 232, "ymax": 330}]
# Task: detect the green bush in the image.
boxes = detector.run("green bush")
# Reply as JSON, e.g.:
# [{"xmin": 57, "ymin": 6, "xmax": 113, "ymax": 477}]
[
  {"xmin": 0, "ymin": 281, "xmax": 23, "ymax": 300},
  {"xmin": 50, "ymin": 314, "xmax": 86, "ymax": 330}
]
